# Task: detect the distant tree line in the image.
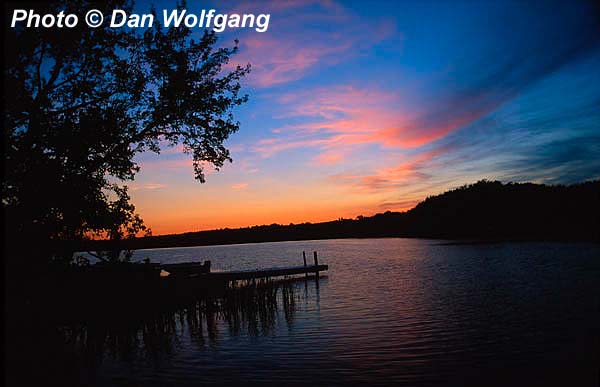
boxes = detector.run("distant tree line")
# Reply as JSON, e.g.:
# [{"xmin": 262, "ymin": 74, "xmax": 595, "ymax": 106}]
[{"xmin": 83, "ymin": 180, "xmax": 600, "ymax": 252}]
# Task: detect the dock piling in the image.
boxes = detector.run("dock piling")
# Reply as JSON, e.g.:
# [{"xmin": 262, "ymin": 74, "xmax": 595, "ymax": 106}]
[{"xmin": 303, "ymin": 251, "xmax": 308, "ymax": 279}]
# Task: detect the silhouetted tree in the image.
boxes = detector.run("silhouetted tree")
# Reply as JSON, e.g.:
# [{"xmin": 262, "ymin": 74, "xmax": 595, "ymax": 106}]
[{"xmin": 3, "ymin": 0, "xmax": 250, "ymax": 264}]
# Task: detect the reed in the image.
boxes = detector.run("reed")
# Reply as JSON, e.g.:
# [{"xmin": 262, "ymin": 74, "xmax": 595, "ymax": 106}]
[{"xmin": 56, "ymin": 277, "xmax": 305, "ymax": 362}]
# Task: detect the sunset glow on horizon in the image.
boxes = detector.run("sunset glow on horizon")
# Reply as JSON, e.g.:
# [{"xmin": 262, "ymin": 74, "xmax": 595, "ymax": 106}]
[{"xmin": 129, "ymin": 0, "xmax": 600, "ymax": 235}]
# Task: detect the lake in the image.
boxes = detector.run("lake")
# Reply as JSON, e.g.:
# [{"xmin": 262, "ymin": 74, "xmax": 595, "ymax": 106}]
[{"xmin": 51, "ymin": 239, "xmax": 600, "ymax": 385}]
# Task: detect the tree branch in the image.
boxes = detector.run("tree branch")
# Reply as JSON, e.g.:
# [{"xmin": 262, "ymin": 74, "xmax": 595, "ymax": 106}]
[
  {"xmin": 50, "ymin": 93, "xmax": 114, "ymax": 116},
  {"xmin": 36, "ymin": 44, "xmax": 45, "ymax": 98},
  {"xmin": 43, "ymin": 56, "xmax": 64, "ymax": 93}
]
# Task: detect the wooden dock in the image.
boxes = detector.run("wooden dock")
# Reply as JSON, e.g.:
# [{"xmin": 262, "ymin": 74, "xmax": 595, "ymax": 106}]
[
  {"xmin": 160, "ymin": 251, "xmax": 328, "ymax": 282},
  {"xmin": 200, "ymin": 264, "xmax": 328, "ymax": 281},
  {"xmin": 46, "ymin": 252, "xmax": 328, "ymax": 315}
]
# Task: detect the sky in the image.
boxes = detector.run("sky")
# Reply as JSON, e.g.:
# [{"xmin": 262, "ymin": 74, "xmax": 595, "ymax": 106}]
[{"xmin": 129, "ymin": 0, "xmax": 600, "ymax": 235}]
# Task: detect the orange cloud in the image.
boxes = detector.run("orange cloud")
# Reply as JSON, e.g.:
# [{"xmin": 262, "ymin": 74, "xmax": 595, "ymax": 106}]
[
  {"xmin": 231, "ymin": 182, "xmax": 249, "ymax": 190},
  {"xmin": 129, "ymin": 183, "xmax": 167, "ymax": 191}
]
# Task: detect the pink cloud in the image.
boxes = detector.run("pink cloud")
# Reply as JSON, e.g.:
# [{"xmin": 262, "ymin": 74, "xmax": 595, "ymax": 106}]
[
  {"xmin": 226, "ymin": 0, "xmax": 345, "ymax": 15},
  {"xmin": 254, "ymin": 135, "xmax": 330, "ymax": 158},
  {"xmin": 138, "ymin": 157, "xmax": 193, "ymax": 169},
  {"xmin": 253, "ymin": 84, "xmax": 488, "ymax": 165},
  {"xmin": 237, "ymin": 37, "xmax": 323, "ymax": 86},
  {"xmin": 312, "ymin": 151, "xmax": 344, "ymax": 166},
  {"xmin": 252, "ymin": 86, "xmax": 404, "ymax": 159},
  {"xmin": 328, "ymin": 149, "xmax": 444, "ymax": 194},
  {"xmin": 228, "ymin": 1, "xmax": 394, "ymax": 87}
]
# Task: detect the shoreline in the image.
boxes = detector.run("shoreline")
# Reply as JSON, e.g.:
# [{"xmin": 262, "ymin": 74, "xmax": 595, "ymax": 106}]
[{"xmin": 80, "ymin": 235, "xmax": 600, "ymax": 254}]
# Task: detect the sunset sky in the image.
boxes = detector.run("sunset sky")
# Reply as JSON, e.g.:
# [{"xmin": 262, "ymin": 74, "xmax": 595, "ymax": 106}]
[{"xmin": 129, "ymin": 0, "xmax": 600, "ymax": 235}]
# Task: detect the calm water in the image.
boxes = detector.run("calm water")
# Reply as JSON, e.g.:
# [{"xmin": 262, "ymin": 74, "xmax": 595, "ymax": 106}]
[{"xmin": 67, "ymin": 239, "xmax": 600, "ymax": 385}]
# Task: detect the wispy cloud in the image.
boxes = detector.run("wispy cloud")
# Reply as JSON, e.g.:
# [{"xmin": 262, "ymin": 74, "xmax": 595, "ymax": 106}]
[
  {"xmin": 130, "ymin": 183, "xmax": 167, "ymax": 191},
  {"xmin": 231, "ymin": 182, "xmax": 249, "ymax": 190},
  {"xmin": 251, "ymin": 0, "xmax": 600, "ymax": 200},
  {"xmin": 328, "ymin": 149, "xmax": 442, "ymax": 194},
  {"xmin": 228, "ymin": 1, "xmax": 394, "ymax": 87},
  {"xmin": 252, "ymin": 85, "xmax": 463, "ymax": 162},
  {"xmin": 312, "ymin": 151, "xmax": 344, "ymax": 166},
  {"xmin": 129, "ymin": 1, "xmax": 600, "ymax": 233}
]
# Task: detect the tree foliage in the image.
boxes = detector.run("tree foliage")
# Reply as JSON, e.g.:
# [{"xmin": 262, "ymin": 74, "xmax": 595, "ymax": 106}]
[{"xmin": 3, "ymin": 0, "xmax": 250, "ymax": 262}]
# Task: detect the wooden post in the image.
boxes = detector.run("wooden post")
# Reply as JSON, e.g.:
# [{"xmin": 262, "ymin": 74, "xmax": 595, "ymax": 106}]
[
  {"xmin": 314, "ymin": 251, "xmax": 319, "ymax": 279},
  {"xmin": 303, "ymin": 251, "xmax": 307, "ymax": 279}
]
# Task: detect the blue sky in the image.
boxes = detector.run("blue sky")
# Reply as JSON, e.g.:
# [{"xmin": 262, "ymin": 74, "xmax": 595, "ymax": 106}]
[{"xmin": 129, "ymin": 0, "xmax": 600, "ymax": 234}]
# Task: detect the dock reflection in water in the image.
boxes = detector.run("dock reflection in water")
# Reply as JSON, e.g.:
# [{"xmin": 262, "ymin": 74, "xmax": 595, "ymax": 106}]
[{"xmin": 57, "ymin": 277, "xmax": 316, "ymax": 384}]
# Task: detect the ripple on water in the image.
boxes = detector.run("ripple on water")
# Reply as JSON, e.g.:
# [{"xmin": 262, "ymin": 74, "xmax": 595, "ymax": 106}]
[{"xmin": 68, "ymin": 239, "xmax": 600, "ymax": 386}]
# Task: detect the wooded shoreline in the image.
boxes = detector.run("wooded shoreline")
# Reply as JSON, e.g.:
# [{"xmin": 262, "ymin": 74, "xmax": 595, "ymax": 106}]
[{"xmin": 79, "ymin": 180, "xmax": 600, "ymax": 252}]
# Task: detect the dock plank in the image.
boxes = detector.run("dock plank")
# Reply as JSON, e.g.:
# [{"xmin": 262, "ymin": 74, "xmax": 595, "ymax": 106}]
[
  {"xmin": 160, "ymin": 263, "xmax": 328, "ymax": 281},
  {"xmin": 204, "ymin": 264, "xmax": 328, "ymax": 281}
]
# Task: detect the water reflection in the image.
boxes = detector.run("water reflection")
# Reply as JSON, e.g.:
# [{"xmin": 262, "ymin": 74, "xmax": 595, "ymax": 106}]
[
  {"xmin": 8, "ymin": 240, "xmax": 599, "ymax": 387},
  {"xmin": 59, "ymin": 278, "xmax": 310, "ymax": 368}
]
